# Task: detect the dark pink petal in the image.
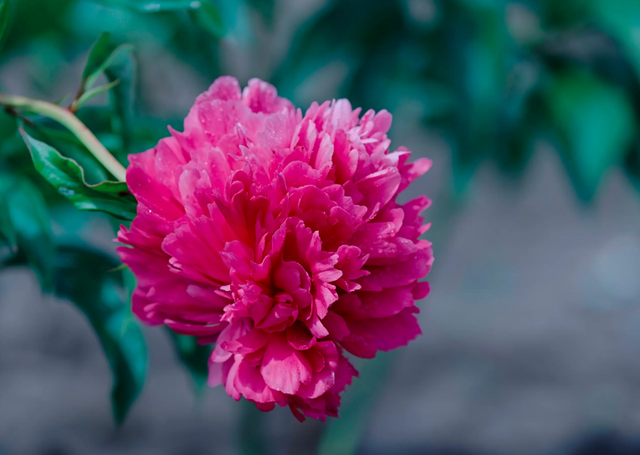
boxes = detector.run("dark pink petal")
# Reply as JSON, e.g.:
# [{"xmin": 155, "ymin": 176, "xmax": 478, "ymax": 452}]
[
  {"xmin": 222, "ymin": 328, "xmax": 269, "ymax": 355},
  {"xmin": 355, "ymin": 285, "xmax": 417, "ymax": 318},
  {"xmin": 413, "ymin": 281, "xmax": 431, "ymax": 300},
  {"xmin": 343, "ymin": 307, "xmax": 422, "ymax": 357},
  {"xmin": 286, "ymin": 323, "xmax": 315, "ymax": 350},
  {"xmin": 255, "ymin": 402, "xmax": 276, "ymax": 412},
  {"xmin": 358, "ymin": 248, "xmax": 433, "ymax": 291},
  {"xmin": 322, "ymin": 311, "xmax": 351, "ymax": 341}
]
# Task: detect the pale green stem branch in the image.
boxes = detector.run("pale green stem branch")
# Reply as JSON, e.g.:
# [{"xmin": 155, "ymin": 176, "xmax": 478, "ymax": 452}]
[{"xmin": 0, "ymin": 93, "xmax": 127, "ymax": 181}]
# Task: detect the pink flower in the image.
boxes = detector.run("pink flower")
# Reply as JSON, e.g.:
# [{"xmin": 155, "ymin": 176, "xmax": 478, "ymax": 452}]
[{"xmin": 117, "ymin": 77, "xmax": 433, "ymax": 421}]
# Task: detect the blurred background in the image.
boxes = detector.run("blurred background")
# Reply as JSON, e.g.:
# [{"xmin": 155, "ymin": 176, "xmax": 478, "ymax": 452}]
[{"xmin": 2, "ymin": 0, "xmax": 640, "ymax": 454}]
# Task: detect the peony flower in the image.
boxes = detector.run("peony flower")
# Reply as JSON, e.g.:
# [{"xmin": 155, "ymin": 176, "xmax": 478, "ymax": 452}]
[{"xmin": 117, "ymin": 77, "xmax": 433, "ymax": 421}]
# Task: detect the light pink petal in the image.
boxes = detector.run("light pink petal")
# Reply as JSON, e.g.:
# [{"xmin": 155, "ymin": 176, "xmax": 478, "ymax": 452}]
[
  {"xmin": 260, "ymin": 335, "xmax": 312, "ymax": 394},
  {"xmin": 197, "ymin": 76, "xmax": 242, "ymax": 103},
  {"xmin": 242, "ymin": 78, "xmax": 294, "ymax": 114}
]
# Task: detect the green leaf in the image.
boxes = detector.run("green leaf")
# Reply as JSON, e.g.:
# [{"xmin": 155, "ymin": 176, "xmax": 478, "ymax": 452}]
[
  {"xmin": 0, "ymin": 188, "xmax": 18, "ymax": 259},
  {"xmin": 239, "ymin": 399, "xmax": 269, "ymax": 455},
  {"xmin": 496, "ymin": 62, "xmax": 544, "ymax": 178},
  {"xmin": 21, "ymin": 128, "xmax": 138, "ymax": 220},
  {"xmin": 245, "ymin": 0, "xmax": 275, "ymax": 26},
  {"xmin": 591, "ymin": 0, "xmax": 640, "ymax": 81},
  {"xmin": 75, "ymin": 79, "xmax": 121, "ymax": 110},
  {"xmin": 166, "ymin": 328, "xmax": 212, "ymax": 389},
  {"xmin": 439, "ymin": 2, "xmax": 510, "ymax": 195},
  {"xmin": 189, "ymin": 1, "xmax": 226, "ymax": 38},
  {"xmin": 104, "ymin": 47, "xmax": 136, "ymax": 160},
  {"xmin": 624, "ymin": 144, "xmax": 640, "ymax": 193},
  {"xmin": 537, "ymin": 0, "xmax": 591, "ymax": 29},
  {"xmin": 54, "ymin": 93, "xmax": 73, "ymax": 107},
  {"xmin": 22, "ymin": 121, "xmax": 110, "ymax": 185},
  {"xmin": 82, "ymin": 32, "xmax": 114, "ymax": 83},
  {"xmin": 498, "ymin": 104, "xmax": 540, "ymax": 178},
  {"xmin": 54, "ymin": 244, "xmax": 147, "ymax": 424},
  {"xmin": 98, "ymin": 0, "xmax": 213, "ymax": 13},
  {"xmin": 1, "ymin": 0, "xmax": 76, "ymax": 56},
  {"xmin": 0, "ymin": 0, "xmax": 11, "ymax": 49},
  {"xmin": 81, "ymin": 32, "xmax": 133, "ymax": 91},
  {"xmin": 0, "ymin": 172, "xmax": 54, "ymax": 290},
  {"xmin": 546, "ymin": 69, "xmax": 636, "ymax": 200}
]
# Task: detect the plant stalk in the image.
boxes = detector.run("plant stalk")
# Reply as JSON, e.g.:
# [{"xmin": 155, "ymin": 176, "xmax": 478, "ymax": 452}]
[{"xmin": 0, "ymin": 93, "xmax": 127, "ymax": 181}]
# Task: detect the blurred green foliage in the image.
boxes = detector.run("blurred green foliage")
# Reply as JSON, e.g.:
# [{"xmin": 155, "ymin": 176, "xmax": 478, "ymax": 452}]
[
  {"xmin": 0, "ymin": 170, "xmax": 54, "ymax": 290},
  {"xmin": 277, "ymin": 0, "xmax": 640, "ymax": 199},
  {"xmin": 55, "ymin": 244, "xmax": 148, "ymax": 424},
  {"xmin": 1, "ymin": 0, "xmax": 640, "ymax": 453}
]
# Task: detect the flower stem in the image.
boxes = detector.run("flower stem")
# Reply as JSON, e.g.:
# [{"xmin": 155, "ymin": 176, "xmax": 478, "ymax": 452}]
[
  {"xmin": 0, "ymin": 93, "xmax": 127, "ymax": 181},
  {"xmin": 239, "ymin": 400, "xmax": 269, "ymax": 455}
]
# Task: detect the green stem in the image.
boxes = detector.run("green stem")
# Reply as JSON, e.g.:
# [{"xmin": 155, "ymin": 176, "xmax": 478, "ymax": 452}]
[
  {"xmin": 239, "ymin": 399, "xmax": 269, "ymax": 455},
  {"xmin": 0, "ymin": 93, "xmax": 127, "ymax": 181}
]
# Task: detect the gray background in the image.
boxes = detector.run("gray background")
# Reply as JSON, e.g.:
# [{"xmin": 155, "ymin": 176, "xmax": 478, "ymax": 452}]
[{"xmin": 2, "ymin": 0, "xmax": 640, "ymax": 454}]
